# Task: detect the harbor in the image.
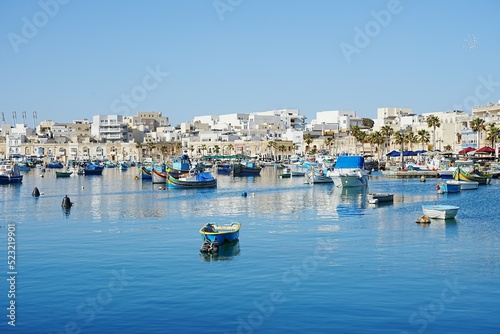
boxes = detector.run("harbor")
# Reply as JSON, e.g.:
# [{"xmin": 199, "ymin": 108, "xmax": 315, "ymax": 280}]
[{"xmin": 1, "ymin": 166, "xmax": 499, "ymax": 333}]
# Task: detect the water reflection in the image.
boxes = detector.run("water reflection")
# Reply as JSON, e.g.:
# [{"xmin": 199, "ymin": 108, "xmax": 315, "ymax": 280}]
[{"xmin": 200, "ymin": 240, "xmax": 240, "ymax": 262}]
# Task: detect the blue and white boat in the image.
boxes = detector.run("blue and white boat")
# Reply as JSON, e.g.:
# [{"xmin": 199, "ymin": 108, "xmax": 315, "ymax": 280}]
[
  {"xmin": 436, "ymin": 181, "xmax": 461, "ymax": 194},
  {"xmin": 328, "ymin": 155, "xmax": 368, "ymax": 187},
  {"xmin": 199, "ymin": 222, "xmax": 241, "ymax": 244}
]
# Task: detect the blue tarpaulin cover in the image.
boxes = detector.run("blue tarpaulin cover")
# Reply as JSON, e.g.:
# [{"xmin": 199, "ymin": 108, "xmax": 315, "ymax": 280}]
[
  {"xmin": 196, "ymin": 172, "xmax": 215, "ymax": 181},
  {"xmin": 335, "ymin": 156, "xmax": 365, "ymax": 168}
]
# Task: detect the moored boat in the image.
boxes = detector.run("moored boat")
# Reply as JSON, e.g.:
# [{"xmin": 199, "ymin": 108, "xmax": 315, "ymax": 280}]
[
  {"xmin": 232, "ymin": 161, "xmax": 262, "ymax": 176},
  {"xmin": 0, "ymin": 164, "xmax": 23, "ymax": 184},
  {"xmin": 453, "ymin": 166, "xmax": 491, "ymax": 185},
  {"xmin": 199, "ymin": 222, "xmax": 241, "ymax": 244},
  {"xmin": 436, "ymin": 181, "xmax": 461, "ymax": 194},
  {"xmin": 422, "ymin": 205, "xmax": 459, "ymax": 219},
  {"xmin": 151, "ymin": 168, "xmax": 167, "ymax": 184},
  {"xmin": 167, "ymin": 171, "xmax": 217, "ymax": 188},
  {"xmin": 328, "ymin": 155, "xmax": 369, "ymax": 187},
  {"xmin": 55, "ymin": 171, "xmax": 73, "ymax": 177},
  {"xmin": 368, "ymin": 193, "xmax": 394, "ymax": 203},
  {"xmin": 84, "ymin": 163, "xmax": 104, "ymax": 175}
]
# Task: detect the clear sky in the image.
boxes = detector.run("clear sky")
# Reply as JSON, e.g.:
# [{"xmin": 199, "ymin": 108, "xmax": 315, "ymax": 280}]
[{"xmin": 1, "ymin": 0, "xmax": 499, "ymax": 127}]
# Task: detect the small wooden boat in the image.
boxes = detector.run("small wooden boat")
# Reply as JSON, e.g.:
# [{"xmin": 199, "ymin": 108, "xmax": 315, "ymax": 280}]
[
  {"xmin": 453, "ymin": 166, "xmax": 491, "ymax": 185},
  {"xmin": 199, "ymin": 222, "xmax": 241, "ymax": 244},
  {"xmin": 84, "ymin": 163, "xmax": 104, "ymax": 175},
  {"xmin": 436, "ymin": 181, "xmax": 461, "ymax": 194},
  {"xmin": 151, "ymin": 168, "xmax": 167, "ymax": 184},
  {"xmin": 55, "ymin": 171, "xmax": 73, "ymax": 178},
  {"xmin": 232, "ymin": 161, "xmax": 262, "ymax": 176},
  {"xmin": 422, "ymin": 205, "xmax": 459, "ymax": 219},
  {"xmin": 368, "ymin": 193, "xmax": 394, "ymax": 204},
  {"xmin": 0, "ymin": 164, "xmax": 23, "ymax": 184},
  {"xmin": 167, "ymin": 171, "xmax": 217, "ymax": 189}
]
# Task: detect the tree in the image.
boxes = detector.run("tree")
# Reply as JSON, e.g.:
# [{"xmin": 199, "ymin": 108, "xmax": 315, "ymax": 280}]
[
  {"xmin": 303, "ymin": 133, "xmax": 313, "ymax": 154},
  {"xmin": 267, "ymin": 141, "xmax": 277, "ymax": 160},
  {"xmin": 426, "ymin": 115, "xmax": 441, "ymax": 150},
  {"xmin": 380, "ymin": 125, "xmax": 394, "ymax": 152},
  {"xmin": 470, "ymin": 118, "xmax": 486, "ymax": 148},
  {"xmin": 404, "ymin": 131, "xmax": 417, "ymax": 151},
  {"xmin": 200, "ymin": 144, "xmax": 207, "ymax": 157},
  {"xmin": 134, "ymin": 141, "xmax": 143, "ymax": 162},
  {"xmin": 146, "ymin": 142, "xmax": 155, "ymax": 159},
  {"xmin": 362, "ymin": 118, "xmax": 374, "ymax": 128},
  {"xmin": 486, "ymin": 124, "xmax": 500, "ymax": 148},
  {"xmin": 324, "ymin": 136, "xmax": 334, "ymax": 155},
  {"xmin": 368, "ymin": 131, "xmax": 383, "ymax": 159},
  {"xmin": 417, "ymin": 129, "xmax": 430, "ymax": 150},
  {"xmin": 159, "ymin": 145, "xmax": 168, "ymax": 161},
  {"xmin": 227, "ymin": 144, "xmax": 234, "ymax": 156}
]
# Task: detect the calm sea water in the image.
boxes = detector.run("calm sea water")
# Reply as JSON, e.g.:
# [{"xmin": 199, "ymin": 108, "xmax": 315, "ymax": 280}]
[{"xmin": 1, "ymin": 166, "xmax": 500, "ymax": 334}]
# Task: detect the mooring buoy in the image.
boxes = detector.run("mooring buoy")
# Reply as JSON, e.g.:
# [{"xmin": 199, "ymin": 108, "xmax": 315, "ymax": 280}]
[
  {"xmin": 61, "ymin": 195, "xmax": 73, "ymax": 208},
  {"xmin": 32, "ymin": 187, "xmax": 40, "ymax": 197}
]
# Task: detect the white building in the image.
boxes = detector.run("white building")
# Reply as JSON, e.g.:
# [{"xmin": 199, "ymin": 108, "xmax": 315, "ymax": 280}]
[{"xmin": 91, "ymin": 115, "xmax": 129, "ymax": 142}]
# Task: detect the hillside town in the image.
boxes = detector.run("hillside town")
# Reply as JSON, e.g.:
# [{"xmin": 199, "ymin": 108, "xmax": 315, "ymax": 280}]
[{"xmin": 1, "ymin": 102, "xmax": 500, "ymax": 164}]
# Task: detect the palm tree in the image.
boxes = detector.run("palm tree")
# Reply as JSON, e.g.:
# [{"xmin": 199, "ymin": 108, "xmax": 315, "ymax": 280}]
[
  {"xmin": 426, "ymin": 115, "xmax": 441, "ymax": 150},
  {"xmin": 200, "ymin": 144, "xmax": 207, "ymax": 158},
  {"xmin": 303, "ymin": 133, "xmax": 313, "ymax": 154},
  {"xmin": 278, "ymin": 144, "xmax": 286, "ymax": 160},
  {"xmin": 267, "ymin": 141, "xmax": 277, "ymax": 160},
  {"xmin": 134, "ymin": 141, "xmax": 143, "ymax": 162},
  {"xmin": 189, "ymin": 145, "xmax": 195, "ymax": 157},
  {"xmin": 404, "ymin": 131, "xmax": 418, "ymax": 151},
  {"xmin": 146, "ymin": 142, "xmax": 155, "ymax": 159},
  {"xmin": 417, "ymin": 129, "xmax": 430, "ymax": 151},
  {"xmin": 380, "ymin": 125, "xmax": 394, "ymax": 152},
  {"xmin": 227, "ymin": 144, "xmax": 234, "ymax": 156},
  {"xmin": 486, "ymin": 124, "xmax": 500, "ymax": 148},
  {"xmin": 368, "ymin": 131, "xmax": 383, "ymax": 159},
  {"xmin": 159, "ymin": 145, "xmax": 168, "ymax": 161},
  {"xmin": 470, "ymin": 118, "xmax": 486, "ymax": 148},
  {"xmin": 324, "ymin": 136, "xmax": 334, "ymax": 155}
]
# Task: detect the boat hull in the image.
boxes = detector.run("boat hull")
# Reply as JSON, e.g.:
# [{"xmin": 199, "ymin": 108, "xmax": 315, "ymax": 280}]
[
  {"xmin": 330, "ymin": 174, "xmax": 368, "ymax": 187},
  {"xmin": 453, "ymin": 167, "xmax": 491, "ymax": 185},
  {"xmin": 458, "ymin": 181, "xmax": 479, "ymax": 190},
  {"xmin": 0, "ymin": 175, "xmax": 23, "ymax": 184},
  {"xmin": 436, "ymin": 181, "xmax": 461, "ymax": 193},
  {"xmin": 167, "ymin": 174, "xmax": 217, "ymax": 189},
  {"xmin": 200, "ymin": 223, "xmax": 240, "ymax": 244},
  {"xmin": 56, "ymin": 172, "xmax": 73, "ymax": 178},
  {"xmin": 151, "ymin": 169, "xmax": 167, "ymax": 184},
  {"xmin": 368, "ymin": 193, "xmax": 394, "ymax": 203},
  {"xmin": 422, "ymin": 205, "xmax": 459, "ymax": 219}
]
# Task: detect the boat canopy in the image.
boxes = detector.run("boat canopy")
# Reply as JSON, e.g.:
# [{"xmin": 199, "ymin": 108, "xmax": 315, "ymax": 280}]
[{"xmin": 335, "ymin": 156, "xmax": 364, "ymax": 169}]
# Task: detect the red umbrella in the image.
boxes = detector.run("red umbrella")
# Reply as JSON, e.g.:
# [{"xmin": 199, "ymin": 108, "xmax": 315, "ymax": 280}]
[
  {"xmin": 458, "ymin": 146, "xmax": 476, "ymax": 154},
  {"xmin": 475, "ymin": 146, "xmax": 495, "ymax": 153}
]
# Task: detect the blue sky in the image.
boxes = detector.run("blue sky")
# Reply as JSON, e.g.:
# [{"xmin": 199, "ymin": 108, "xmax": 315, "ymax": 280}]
[{"xmin": 1, "ymin": 0, "xmax": 499, "ymax": 127}]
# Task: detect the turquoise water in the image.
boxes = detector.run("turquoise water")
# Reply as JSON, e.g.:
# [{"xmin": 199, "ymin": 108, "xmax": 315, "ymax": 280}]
[{"xmin": 1, "ymin": 167, "xmax": 500, "ymax": 333}]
